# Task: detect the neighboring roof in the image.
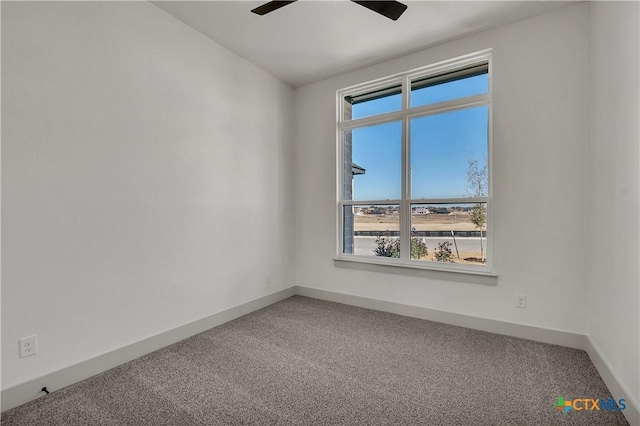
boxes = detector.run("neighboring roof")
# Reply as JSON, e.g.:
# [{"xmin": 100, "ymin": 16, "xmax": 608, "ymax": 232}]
[{"xmin": 352, "ymin": 162, "xmax": 366, "ymax": 175}]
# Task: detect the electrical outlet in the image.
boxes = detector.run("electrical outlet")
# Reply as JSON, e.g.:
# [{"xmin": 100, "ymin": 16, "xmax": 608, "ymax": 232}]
[
  {"xmin": 516, "ymin": 294, "xmax": 527, "ymax": 309},
  {"xmin": 264, "ymin": 273, "xmax": 270, "ymax": 286},
  {"xmin": 19, "ymin": 335, "xmax": 38, "ymax": 358}
]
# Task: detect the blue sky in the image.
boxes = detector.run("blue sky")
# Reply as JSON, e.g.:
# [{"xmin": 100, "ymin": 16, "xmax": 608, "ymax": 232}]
[{"xmin": 349, "ymin": 74, "xmax": 488, "ymax": 201}]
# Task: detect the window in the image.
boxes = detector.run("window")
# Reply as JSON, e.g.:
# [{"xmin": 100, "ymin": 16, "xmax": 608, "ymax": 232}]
[{"xmin": 338, "ymin": 51, "xmax": 492, "ymax": 273}]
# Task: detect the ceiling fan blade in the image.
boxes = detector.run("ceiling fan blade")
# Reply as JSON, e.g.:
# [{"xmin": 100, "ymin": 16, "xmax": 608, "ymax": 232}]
[
  {"xmin": 351, "ymin": 1, "xmax": 408, "ymax": 21},
  {"xmin": 251, "ymin": 1, "xmax": 297, "ymax": 16}
]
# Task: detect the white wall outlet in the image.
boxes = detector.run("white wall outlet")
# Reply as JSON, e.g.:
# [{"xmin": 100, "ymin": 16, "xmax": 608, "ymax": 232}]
[
  {"xmin": 19, "ymin": 335, "xmax": 38, "ymax": 358},
  {"xmin": 264, "ymin": 273, "xmax": 270, "ymax": 286},
  {"xmin": 516, "ymin": 294, "xmax": 527, "ymax": 309}
]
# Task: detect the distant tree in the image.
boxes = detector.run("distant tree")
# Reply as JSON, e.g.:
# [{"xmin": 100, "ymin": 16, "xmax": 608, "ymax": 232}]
[
  {"xmin": 466, "ymin": 158, "xmax": 488, "ymax": 262},
  {"xmin": 466, "ymin": 158, "xmax": 487, "ymax": 198}
]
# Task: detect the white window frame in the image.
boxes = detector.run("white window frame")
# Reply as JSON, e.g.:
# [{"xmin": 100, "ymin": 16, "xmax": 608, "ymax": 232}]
[{"xmin": 336, "ymin": 50, "xmax": 494, "ymax": 275}]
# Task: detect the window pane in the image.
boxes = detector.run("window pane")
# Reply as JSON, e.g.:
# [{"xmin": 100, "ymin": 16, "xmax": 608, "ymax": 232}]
[
  {"xmin": 411, "ymin": 68, "xmax": 488, "ymax": 108},
  {"xmin": 345, "ymin": 85, "xmax": 402, "ymax": 120},
  {"xmin": 343, "ymin": 121, "xmax": 402, "ymax": 201},
  {"xmin": 410, "ymin": 106, "xmax": 488, "ymax": 199},
  {"xmin": 410, "ymin": 203, "xmax": 487, "ymax": 265},
  {"xmin": 343, "ymin": 205, "xmax": 399, "ymax": 257}
]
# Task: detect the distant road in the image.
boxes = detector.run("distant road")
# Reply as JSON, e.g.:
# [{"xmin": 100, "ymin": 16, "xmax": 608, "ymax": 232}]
[{"xmin": 353, "ymin": 236, "xmax": 482, "ymax": 256}]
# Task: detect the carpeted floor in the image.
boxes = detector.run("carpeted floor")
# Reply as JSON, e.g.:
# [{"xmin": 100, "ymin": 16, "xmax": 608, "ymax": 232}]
[{"xmin": 2, "ymin": 296, "xmax": 629, "ymax": 425}]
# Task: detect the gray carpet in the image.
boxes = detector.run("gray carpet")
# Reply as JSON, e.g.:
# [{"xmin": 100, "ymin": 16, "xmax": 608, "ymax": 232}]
[{"xmin": 2, "ymin": 296, "xmax": 629, "ymax": 425}]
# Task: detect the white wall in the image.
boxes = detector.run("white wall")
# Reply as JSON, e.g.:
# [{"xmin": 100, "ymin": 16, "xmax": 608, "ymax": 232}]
[
  {"xmin": 1, "ymin": 2, "xmax": 294, "ymax": 389},
  {"xmin": 588, "ymin": 1, "xmax": 640, "ymax": 409},
  {"xmin": 294, "ymin": 4, "xmax": 591, "ymax": 333}
]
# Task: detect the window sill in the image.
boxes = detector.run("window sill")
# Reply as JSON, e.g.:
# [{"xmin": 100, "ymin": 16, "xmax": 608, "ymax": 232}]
[{"xmin": 333, "ymin": 255, "xmax": 498, "ymax": 278}]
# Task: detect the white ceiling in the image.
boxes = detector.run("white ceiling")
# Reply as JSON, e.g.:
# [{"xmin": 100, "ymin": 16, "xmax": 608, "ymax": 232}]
[{"xmin": 152, "ymin": 1, "xmax": 575, "ymax": 87}]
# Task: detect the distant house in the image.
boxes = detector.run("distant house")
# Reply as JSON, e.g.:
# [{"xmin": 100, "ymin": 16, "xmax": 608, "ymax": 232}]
[{"xmin": 413, "ymin": 207, "xmax": 430, "ymax": 214}]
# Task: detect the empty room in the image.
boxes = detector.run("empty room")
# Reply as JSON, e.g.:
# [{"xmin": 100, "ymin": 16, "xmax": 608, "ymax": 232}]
[{"xmin": 1, "ymin": 1, "xmax": 639, "ymax": 425}]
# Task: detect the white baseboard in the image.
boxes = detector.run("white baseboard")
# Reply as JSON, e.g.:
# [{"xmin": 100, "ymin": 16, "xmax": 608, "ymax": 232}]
[
  {"xmin": 295, "ymin": 286, "xmax": 586, "ymax": 349},
  {"xmin": 585, "ymin": 336, "xmax": 640, "ymax": 426},
  {"xmin": 1, "ymin": 286, "xmax": 296, "ymax": 412}
]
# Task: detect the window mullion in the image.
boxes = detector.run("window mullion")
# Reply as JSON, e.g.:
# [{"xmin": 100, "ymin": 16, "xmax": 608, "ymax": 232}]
[
  {"xmin": 402, "ymin": 75, "xmax": 410, "ymax": 110},
  {"xmin": 400, "ymin": 77, "xmax": 411, "ymax": 260}
]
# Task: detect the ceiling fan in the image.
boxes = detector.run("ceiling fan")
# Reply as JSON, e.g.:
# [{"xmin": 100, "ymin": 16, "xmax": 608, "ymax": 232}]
[{"xmin": 251, "ymin": 1, "xmax": 408, "ymax": 21}]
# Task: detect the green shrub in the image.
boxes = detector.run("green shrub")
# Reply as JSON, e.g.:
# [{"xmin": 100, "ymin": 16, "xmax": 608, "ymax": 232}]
[
  {"xmin": 410, "ymin": 237, "xmax": 428, "ymax": 259},
  {"xmin": 434, "ymin": 241, "xmax": 454, "ymax": 262},
  {"xmin": 374, "ymin": 236, "xmax": 400, "ymax": 258},
  {"xmin": 374, "ymin": 236, "xmax": 427, "ymax": 259}
]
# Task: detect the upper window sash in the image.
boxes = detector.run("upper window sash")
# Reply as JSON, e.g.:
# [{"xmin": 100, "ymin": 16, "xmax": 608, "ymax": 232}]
[
  {"xmin": 339, "ymin": 50, "xmax": 491, "ymax": 123},
  {"xmin": 344, "ymin": 62, "xmax": 488, "ymax": 106}
]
